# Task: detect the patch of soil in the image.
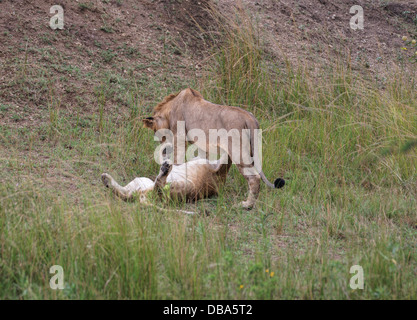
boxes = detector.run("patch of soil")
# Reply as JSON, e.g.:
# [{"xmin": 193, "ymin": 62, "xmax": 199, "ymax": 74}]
[
  {"xmin": 153, "ymin": 0, "xmax": 216, "ymax": 52},
  {"xmin": 0, "ymin": 0, "xmax": 217, "ymax": 128},
  {"xmin": 217, "ymin": 0, "xmax": 417, "ymax": 77},
  {"xmin": 384, "ymin": 1, "xmax": 417, "ymax": 25}
]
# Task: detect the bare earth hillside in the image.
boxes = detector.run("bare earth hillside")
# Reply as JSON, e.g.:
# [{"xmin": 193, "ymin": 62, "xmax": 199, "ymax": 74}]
[
  {"xmin": 219, "ymin": 0, "xmax": 417, "ymax": 75},
  {"xmin": 1, "ymin": 0, "xmax": 416, "ymax": 128}
]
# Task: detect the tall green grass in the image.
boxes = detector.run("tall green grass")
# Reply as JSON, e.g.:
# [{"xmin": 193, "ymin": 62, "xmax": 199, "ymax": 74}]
[{"xmin": 201, "ymin": 4, "xmax": 417, "ymax": 189}]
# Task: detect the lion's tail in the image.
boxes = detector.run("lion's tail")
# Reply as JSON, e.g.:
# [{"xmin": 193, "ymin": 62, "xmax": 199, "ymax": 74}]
[
  {"xmin": 140, "ymin": 200, "xmax": 211, "ymax": 216},
  {"xmin": 143, "ymin": 201, "xmax": 198, "ymax": 215},
  {"xmin": 260, "ymin": 171, "xmax": 285, "ymax": 189}
]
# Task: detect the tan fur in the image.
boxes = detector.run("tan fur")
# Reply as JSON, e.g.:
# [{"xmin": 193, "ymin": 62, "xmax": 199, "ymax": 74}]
[
  {"xmin": 102, "ymin": 158, "xmax": 230, "ymax": 214},
  {"xmin": 143, "ymin": 88, "xmax": 277, "ymax": 209}
]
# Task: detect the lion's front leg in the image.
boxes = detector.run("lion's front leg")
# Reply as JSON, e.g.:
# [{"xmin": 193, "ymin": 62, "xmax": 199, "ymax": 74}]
[{"xmin": 154, "ymin": 161, "xmax": 173, "ymax": 192}]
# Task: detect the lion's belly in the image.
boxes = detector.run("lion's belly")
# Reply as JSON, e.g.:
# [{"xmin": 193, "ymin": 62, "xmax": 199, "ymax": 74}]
[
  {"xmin": 167, "ymin": 158, "xmax": 219, "ymax": 184},
  {"xmin": 128, "ymin": 177, "xmax": 155, "ymax": 191}
]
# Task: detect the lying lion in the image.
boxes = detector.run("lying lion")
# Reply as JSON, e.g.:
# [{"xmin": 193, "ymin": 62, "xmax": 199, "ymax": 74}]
[
  {"xmin": 142, "ymin": 88, "xmax": 285, "ymax": 209},
  {"xmin": 101, "ymin": 157, "xmax": 231, "ymax": 213}
]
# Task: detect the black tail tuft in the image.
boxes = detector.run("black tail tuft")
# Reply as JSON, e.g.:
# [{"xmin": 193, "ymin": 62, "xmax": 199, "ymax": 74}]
[{"xmin": 274, "ymin": 178, "xmax": 285, "ymax": 189}]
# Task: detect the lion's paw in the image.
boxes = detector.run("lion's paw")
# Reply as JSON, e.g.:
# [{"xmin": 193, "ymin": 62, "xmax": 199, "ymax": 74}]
[
  {"xmin": 101, "ymin": 173, "xmax": 113, "ymax": 188},
  {"xmin": 240, "ymin": 200, "xmax": 254, "ymax": 210},
  {"xmin": 160, "ymin": 161, "xmax": 173, "ymax": 176}
]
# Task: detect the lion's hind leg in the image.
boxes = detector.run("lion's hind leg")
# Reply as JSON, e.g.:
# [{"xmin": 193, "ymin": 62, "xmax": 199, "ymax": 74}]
[
  {"xmin": 101, "ymin": 173, "xmax": 154, "ymax": 201},
  {"xmin": 235, "ymin": 165, "xmax": 261, "ymax": 210}
]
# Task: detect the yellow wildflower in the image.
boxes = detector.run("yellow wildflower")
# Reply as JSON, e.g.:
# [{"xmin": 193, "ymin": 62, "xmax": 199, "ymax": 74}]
[
  {"xmin": 402, "ymin": 36, "xmax": 408, "ymax": 41},
  {"xmin": 270, "ymin": 272, "xmax": 275, "ymax": 277}
]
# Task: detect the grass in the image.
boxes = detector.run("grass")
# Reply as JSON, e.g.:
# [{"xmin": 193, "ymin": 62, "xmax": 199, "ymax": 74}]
[{"xmin": 1, "ymin": 4, "xmax": 417, "ymax": 300}]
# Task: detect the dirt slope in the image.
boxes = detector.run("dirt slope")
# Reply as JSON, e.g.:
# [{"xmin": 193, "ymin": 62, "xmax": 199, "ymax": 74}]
[
  {"xmin": 0, "ymin": 0, "xmax": 416, "ymax": 128},
  {"xmin": 0, "ymin": 0, "xmax": 215, "ymax": 127},
  {"xmin": 218, "ymin": 0, "xmax": 417, "ymax": 75}
]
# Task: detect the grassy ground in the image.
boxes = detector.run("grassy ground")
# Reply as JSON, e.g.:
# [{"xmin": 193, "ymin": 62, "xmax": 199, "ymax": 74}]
[{"xmin": 1, "ymin": 6, "xmax": 417, "ymax": 300}]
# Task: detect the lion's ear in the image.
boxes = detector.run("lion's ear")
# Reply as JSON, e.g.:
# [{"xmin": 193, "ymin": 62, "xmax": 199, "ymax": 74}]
[{"xmin": 142, "ymin": 117, "xmax": 154, "ymax": 129}]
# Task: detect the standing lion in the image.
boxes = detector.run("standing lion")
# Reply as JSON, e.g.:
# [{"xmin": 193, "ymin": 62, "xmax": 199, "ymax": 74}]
[{"xmin": 142, "ymin": 88, "xmax": 284, "ymax": 209}]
